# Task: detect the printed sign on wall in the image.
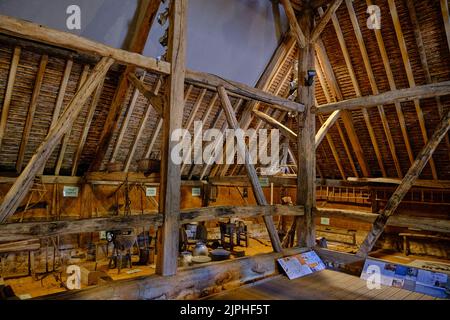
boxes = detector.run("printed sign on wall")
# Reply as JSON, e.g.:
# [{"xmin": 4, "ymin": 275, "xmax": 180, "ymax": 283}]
[{"xmin": 63, "ymin": 186, "xmax": 79, "ymax": 197}]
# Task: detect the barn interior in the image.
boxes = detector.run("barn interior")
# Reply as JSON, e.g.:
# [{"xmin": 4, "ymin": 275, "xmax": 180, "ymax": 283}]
[{"xmin": 0, "ymin": 0, "xmax": 449, "ymax": 300}]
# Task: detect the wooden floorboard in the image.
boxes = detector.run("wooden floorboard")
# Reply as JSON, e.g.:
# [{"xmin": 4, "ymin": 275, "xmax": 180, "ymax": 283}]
[{"xmin": 210, "ymin": 269, "xmax": 436, "ymax": 300}]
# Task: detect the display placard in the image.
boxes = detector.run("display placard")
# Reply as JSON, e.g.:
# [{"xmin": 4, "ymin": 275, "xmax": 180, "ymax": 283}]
[
  {"xmin": 63, "ymin": 186, "xmax": 79, "ymax": 197},
  {"xmin": 146, "ymin": 187, "xmax": 157, "ymax": 197},
  {"xmin": 258, "ymin": 177, "xmax": 269, "ymax": 187},
  {"xmin": 360, "ymin": 258, "xmax": 450, "ymax": 298},
  {"xmin": 192, "ymin": 187, "xmax": 201, "ymax": 196},
  {"xmin": 277, "ymin": 251, "xmax": 326, "ymax": 280}
]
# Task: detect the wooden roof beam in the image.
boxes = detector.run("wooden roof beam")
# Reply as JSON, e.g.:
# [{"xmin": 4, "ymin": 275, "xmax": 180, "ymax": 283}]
[
  {"xmin": 314, "ymin": 38, "xmax": 370, "ymax": 177},
  {"xmin": 54, "ymin": 65, "xmax": 90, "ymax": 175},
  {"xmin": 310, "ymin": 0, "xmax": 343, "ymax": 43},
  {"xmin": 0, "ymin": 14, "xmax": 169, "ymax": 74},
  {"xmin": 218, "ymin": 85, "xmax": 282, "ymax": 252},
  {"xmin": 89, "ymin": 1, "xmax": 162, "ymax": 172},
  {"xmin": 185, "ymin": 70, "xmax": 304, "ymax": 113},
  {"xmin": 0, "ymin": 57, "xmax": 114, "ymax": 224},
  {"xmin": 16, "ymin": 54, "xmax": 48, "ymax": 173},
  {"xmin": 365, "ymin": 0, "xmax": 415, "ymax": 166},
  {"xmin": 280, "ymin": 0, "xmax": 308, "ymax": 48},
  {"xmin": 127, "ymin": 73, "xmax": 164, "ymax": 116},
  {"xmin": 0, "ymin": 46, "xmax": 20, "ymax": 148},
  {"xmin": 317, "ymin": 81, "xmax": 450, "ymax": 113},
  {"xmin": 71, "ymin": 79, "xmax": 104, "ymax": 176},
  {"xmin": 407, "ymin": 0, "xmax": 450, "ymax": 162},
  {"xmin": 124, "ymin": 77, "xmax": 164, "ymax": 172},
  {"xmin": 321, "ymin": 6, "xmax": 386, "ymax": 177},
  {"xmin": 315, "ymin": 109, "xmax": 341, "ymax": 147},
  {"xmin": 388, "ymin": 0, "xmax": 438, "ymax": 180},
  {"xmin": 253, "ymin": 109, "xmax": 297, "ymax": 141},
  {"xmin": 345, "ymin": 0, "xmax": 402, "ymax": 178},
  {"xmin": 357, "ymin": 108, "xmax": 450, "ymax": 257}
]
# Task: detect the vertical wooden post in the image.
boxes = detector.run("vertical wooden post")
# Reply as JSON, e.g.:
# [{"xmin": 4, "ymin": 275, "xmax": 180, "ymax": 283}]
[
  {"xmin": 156, "ymin": 0, "xmax": 187, "ymax": 276},
  {"xmin": 296, "ymin": 8, "xmax": 316, "ymax": 248}
]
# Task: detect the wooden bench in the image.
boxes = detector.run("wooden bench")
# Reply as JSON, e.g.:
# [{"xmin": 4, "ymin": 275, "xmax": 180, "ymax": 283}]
[
  {"xmin": 399, "ymin": 233, "xmax": 450, "ymax": 256},
  {"xmin": 317, "ymin": 226, "xmax": 357, "ymax": 246}
]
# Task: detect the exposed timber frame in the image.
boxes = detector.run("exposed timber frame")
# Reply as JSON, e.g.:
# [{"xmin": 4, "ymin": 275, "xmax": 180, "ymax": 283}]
[
  {"xmin": 155, "ymin": 0, "xmax": 187, "ymax": 276},
  {"xmin": 0, "ymin": 205, "xmax": 304, "ymax": 243},
  {"xmin": 0, "ymin": 57, "xmax": 114, "ymax": 223},
  {"xmin": 218, "ymin": 86, "xmax": 283, "ymax": 252},
  {"xmin": 89, "ymin": 0, "xmax": 162, "ymax": 171},
  {"xmin": 296, "ymin": 6, "xmax": 316, "ymax": 248},
  {"xmin": 317, "ymin": 81, "xmax": 450, "ymax": 113},
  {"xmin": 357, "ymin": 109, "xmax": 450, "ymax": 257}
]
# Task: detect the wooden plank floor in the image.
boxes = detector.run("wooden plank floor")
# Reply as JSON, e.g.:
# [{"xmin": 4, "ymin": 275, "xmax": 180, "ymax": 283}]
[{"xmin": 210, "ymin": 270, "xmax": 439, "ymax": 300}]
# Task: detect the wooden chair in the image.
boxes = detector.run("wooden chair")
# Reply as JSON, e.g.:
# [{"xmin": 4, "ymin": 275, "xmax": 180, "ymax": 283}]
[
  {"xmin": 236, "ymin": 221, "xmax": 249, "ymax": 247},
  {"xmin": 219, "ymin": 222, "xmax": 236, "ymax": 251}
]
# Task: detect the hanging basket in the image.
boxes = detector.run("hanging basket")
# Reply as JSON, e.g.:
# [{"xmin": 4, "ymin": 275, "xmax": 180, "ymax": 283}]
[
  {"xmin": 106, "ymin": 162, "xmax": 123, "ymax": 172},
  {"xmin": 137, "ymin": 159, "xmax": 161, "ymax": 174}
]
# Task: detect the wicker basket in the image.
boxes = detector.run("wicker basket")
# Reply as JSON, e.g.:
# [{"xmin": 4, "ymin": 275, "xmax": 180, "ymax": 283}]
[
  {"xmin": 106, "ymin": 162, "xmax": 122, "ymax": 172},
  {"xmin": 137, "ymin": 158, "xmax": 160, "ymax": 174}
]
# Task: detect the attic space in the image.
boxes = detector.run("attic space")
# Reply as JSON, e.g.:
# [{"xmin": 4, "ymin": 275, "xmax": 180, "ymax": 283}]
[{"xmin": 0, "ymin": 0, "xmax": 449, "ymax": 303}]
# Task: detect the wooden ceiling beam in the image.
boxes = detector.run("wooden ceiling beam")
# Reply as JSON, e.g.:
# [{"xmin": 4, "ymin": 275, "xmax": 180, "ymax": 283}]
[
  {"xmin": 0, "ymin": 14, "xmax": 169, "ymax": 74},
  {"xmin": 322, "ymin": 6, "xmax": 386, "ymax": 177},
  {"xmin": 365, "ymin": 0, "xmax": 415, "ymax": 166},
  {"xmin": 0, "ymin": 57, "xmax": 114, "ymax": 224},
  {"xmin": 388, "ymin": 0, "xmax": 438, "ymax": 180},
  {"xmin": 16, "ymin": 54, "xmax": 48, "ymax": 173},
  {"xmin": 315, "ymin": 38, "xmax": 370, "ymax": 177},
  {"xmin": 357, "ymin": 108, "xmax": 450, "ymax": 257},
  {"xmin": 54, "ymin": 65, "xmax": 90, "ymax": 175},
  {"xmin": 315, "ymin": 57, "xmax": 357, "ymax": 177},
  {"xmin": 0, "ymin": 46, "xmax": 20, "ymax": 148},
  {"xmin": 185, "ymin": 70, "xmax": 304, "ymax": 113},
  {"xmin": 218, "ymin": 85, "xmax": 282, "ymax": 252},
  {"xmin": 89, "ymin": 0, "xmax": 162, "ymax": 172},
  {"xmin": 71, "ymin": 79, "xmax": 105, "ymax": 176},
  {"xmin": 280, "ymin": 0, "xmax": 308, "ymax": 48},
  {"xmin": 0, "ymin": 205, "xmax": 304, "ymax": 242},
  {"xmin": 317, "ymin": 81, "xmax": 450, "ymax": 113},
  {"xmin": 310, "ymin": 0, "xmax": 343, "ymax": 43},
  {"xmin": 345, "ymin": 0, "xmax": 402, "ymax": 178},
  {"xmin": 315, "ymin": 109, "xmax": 341, "ymax": 147},
  {"xmin": 253, "ymin": 109, "xmax": 297, "ymax": 141},
  {"xmin": 109, "ymin": 73, "xmax": 147, "ymax": 164},
  {"xmin": 407, "ymin": 0, "xmax": 450, "ymax": 162},
  {"xmin": 124, "ymin": 77, "xmax": 164, "ymax": 172},
  {"xmin": 127, "ymin": 73, "xmax": 164, "ymax": 116},
  {"xmin": 441, "ymin": 0, "xmax": 450, "ymax": 51}
]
